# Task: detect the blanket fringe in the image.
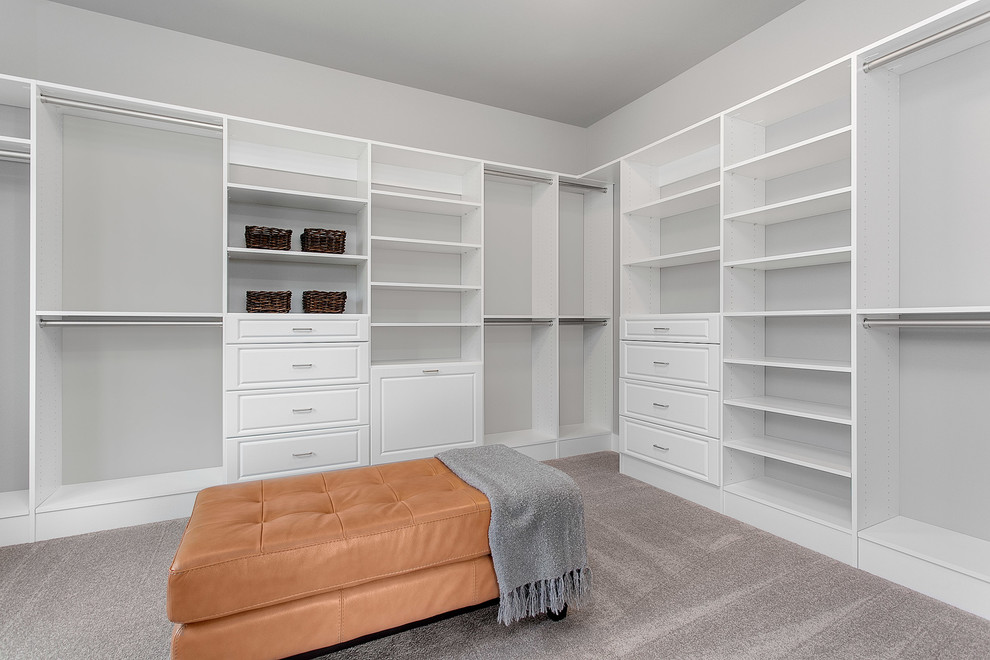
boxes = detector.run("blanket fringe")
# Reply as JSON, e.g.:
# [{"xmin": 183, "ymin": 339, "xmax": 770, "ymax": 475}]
[{"xmin": 497, "ymin": 566, "xmax": 592, "ymax": 626}]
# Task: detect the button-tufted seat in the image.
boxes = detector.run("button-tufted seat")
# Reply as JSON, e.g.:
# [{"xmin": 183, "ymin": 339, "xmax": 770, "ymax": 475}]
[{"xmin": 167, "ymin": 458, "xmax": 499, "ymax": 660}]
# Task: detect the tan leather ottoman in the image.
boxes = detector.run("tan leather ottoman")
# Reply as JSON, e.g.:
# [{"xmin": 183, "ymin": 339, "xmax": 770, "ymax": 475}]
[{"xmin": 168, "ymin": 458, "xmax": 499, "ymax": 660}]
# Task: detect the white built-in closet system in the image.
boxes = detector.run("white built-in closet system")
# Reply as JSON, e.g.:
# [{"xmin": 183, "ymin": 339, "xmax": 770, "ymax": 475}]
[
  {"xmin": 618, "ymin": 0, "xmax": 990, "ymax": 620},
  {"xmin": 3, "ymin": 0, "xmax": 990, "ymax": 623}
]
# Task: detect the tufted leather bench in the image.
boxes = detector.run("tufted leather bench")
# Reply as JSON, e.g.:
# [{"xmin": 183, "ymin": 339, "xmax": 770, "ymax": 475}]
[{"xmin": 167, "ymin": 458, "xmax": 499, "ymax": 660}]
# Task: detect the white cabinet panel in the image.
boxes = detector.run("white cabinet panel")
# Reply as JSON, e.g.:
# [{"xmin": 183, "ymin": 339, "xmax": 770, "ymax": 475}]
[
  {"xmin": 620, "ymin": 417, "xmax": 717, "ymax": 484},
  {"xmin": 619, "ymin": 379, "xmax": 719, "ymax": 438},
  {"xmin": 225, "ymin": 314, "xmax": 369, "ymax": 343},
  {"xmin": 226, "ymin": 384, "xmax": 369, "ymax": 436},
  {"xmin": 372, "ymin": 363, "xmax": 482, "ymax": 463},
  {"xmin": 622, "ymin": 314, "xmax": 719, "ymax": 343},
  {"xmin": 226, "ymin": 343, "xmax": 369, "ymax": 389},
  {"xmin": 237, "ymin": 427, "xmax": 367, "ymax": 479},
  {"xmin": 621, "ymin": 341, "xmax": 720, "ymax": 390}
]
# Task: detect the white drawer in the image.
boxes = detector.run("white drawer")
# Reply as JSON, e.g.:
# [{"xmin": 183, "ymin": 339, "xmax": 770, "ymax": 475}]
[
  {"xmin": 238, "ymin": 427, "xmax": 369, "ymax": 479},
  {"xmin": 621, "ymin": 341, "xmax": 720, "ymax": 390},
  {"xmin": 226, "ymin": 384, "xmax": 369, "ymax": 436},
  {"xmin": 226, "ymin": 314, "xmax": 369, "ymax": 343},
  {"xmin": 619, "ymin": 379, "xmax": 719, "ymax": 438},
  {"xmin": 226, "ymin": 343, "xmax": 369, "ymax": 389},
  {"xmin": 620, "ymin": 417, "xmax": 717, "ymax": 483},
  {"xmin": 622, "ymin": 314, "xmax": 719, "ymax": 343}
]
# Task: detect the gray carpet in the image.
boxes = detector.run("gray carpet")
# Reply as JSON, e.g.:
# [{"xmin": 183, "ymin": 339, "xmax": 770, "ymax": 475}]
[{"xmin": 2, "ymin": 451, "xmax": 989, "ymax": 659}]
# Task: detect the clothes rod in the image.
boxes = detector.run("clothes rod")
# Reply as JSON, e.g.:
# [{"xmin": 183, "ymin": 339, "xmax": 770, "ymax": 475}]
[
  {"xmin": 559, "ymin": 319, "xmax": 609, "ymax": 325},
  {"xmin": 559, "ymin": 181, "xmax": 608, "ymax": 194},
  {"xmin": 39, "ymin": 320, "xmax": 223, "ymax": 328},
  {"xmin": 484, "ymin": 319, "xmax": 554, "ymax": 326},
  {"xmin": 0, "ymin": 148, "xmax": 29, "ymax": 161},
  {"xmin": 862, "ymin": 318, "xmax": 990, "ymax": 329},
  {"xmin": 484, "ymin": 169, "xmax": 554, "ymax": 185},
  {"xmin": 863, "ymin": 10, "xmax": 990, "ymax": 72},
  {"xmin": 40, "ymin": 95, "xmax": 223, "ymax": 132}
]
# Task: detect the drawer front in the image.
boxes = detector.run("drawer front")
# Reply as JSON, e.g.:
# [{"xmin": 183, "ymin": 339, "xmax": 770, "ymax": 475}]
[
  {"xmin": 226, "ymin": 384, "xmax": 369, "ymax": 436},
  {"xmin": 619, "ymin": 379, "xmax": 719, "ymax": 437},
  {"xmin": 621, "ymin": 417, "xmax": 716, "ymax": 483},
  {"xmin": 621, "ymin": 341, "xmax": 720, "ymax": 390},
  {"xmin": 226, "ymin": 314, "xmax": 368, "ymax": 343},
  {"xmin": 226, "ymin": 343, "xmax": 369, "ymax": 389},
  {"xmin": 238, "ymin": 427, "xmax": 368, "ymax": 478},
  {"xmin": 622, "ymin": 315, "xmax": 719, "ymax": 343}
]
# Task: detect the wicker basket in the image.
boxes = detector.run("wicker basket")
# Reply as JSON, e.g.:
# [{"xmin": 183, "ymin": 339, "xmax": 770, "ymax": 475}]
[
  {"xmin": 246, "ymin": 290, "xmax": 291, "ymax": 313},
  {"xmin": 303, "ymin": 290, "xmax": 346, "ymax": 314},
  {"xmin": 301, "ymin": 228, "xmax": 346, "ymax": 254},
  {"xmin": 245, "ymin": 226, "xmax": 292, "ymax": 251}
]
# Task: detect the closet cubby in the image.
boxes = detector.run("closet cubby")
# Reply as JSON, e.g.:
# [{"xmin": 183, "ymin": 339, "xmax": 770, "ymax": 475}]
[
  {"xmin": 620, "ymin": 118, "xmax": 720, "ymax": 315},
  {"xmin": 0, "ymin": 76, "xmax": 32, "ymax": 544},
  {"xmin": 33, "ymin": 87, "xmax": 226, "ymax": 538},
  {"xmin": 855, "ymin": 7, "xmax": 990, "ymax": 617}
]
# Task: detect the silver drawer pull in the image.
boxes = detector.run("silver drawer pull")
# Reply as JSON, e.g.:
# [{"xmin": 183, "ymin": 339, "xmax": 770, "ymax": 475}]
[
  {"xmin": 652, "ymin": 361, "xmax": 670, "ymax": 366},
  {"xmin": 653, "ymin": 327, "xmax": 670, "ymax": 332},
  {"xmin": 292, "ymin": 363, "xmax": 314, "ymax": 368},
  {"xmin": 422, "ymin": 369, "xmax": 440, "ymax": 374},
  {"xmin": 292, "ymin": 451, "xmax": 316, "ymax": 458},
  {"xmin": 292, "ymin": 327, "xmax": 314, "ymax": 333},
  {"xmin": 652, "ymin": 403, "xmax": 669, "ymax": 409},
  {"xmin": 652, "ymin": 444, "xmax": 670, "ymax": 451},
  {"xmin": 292, "ymin": 407, "xmax": 314, "ymax": 413}
]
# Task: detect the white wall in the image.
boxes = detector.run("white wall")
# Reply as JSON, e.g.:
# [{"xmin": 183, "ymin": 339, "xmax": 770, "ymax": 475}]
[
  {"xmin": 586, "ymin": 0, "xmax": 964, "ymax": 167},
  {"xmin": 1, "ymin": 0, "xmax": 586, "ymax": 174}
]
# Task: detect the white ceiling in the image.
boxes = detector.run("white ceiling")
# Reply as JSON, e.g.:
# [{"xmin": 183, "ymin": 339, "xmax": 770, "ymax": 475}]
[{"xmin": 50, "ymin": 0, "xmax": 806, "ymax": 127}]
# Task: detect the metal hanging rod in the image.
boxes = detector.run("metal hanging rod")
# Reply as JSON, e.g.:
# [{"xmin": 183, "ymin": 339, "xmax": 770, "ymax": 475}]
[
  {"xmin": 40, "ymin": 95, "xmax": 223, "ymax": 132},
  {"xmin": 559, "ymin": 180, "xmax": 608, "ymax": 194},
  {"xmin": 862, "ymin": 318, "xmax": 990, "ymax": 329},
  {"xmin": 863, "ymin": 10, "xmax": 990, "ymax": 72},
  {"xmin": 0, "ymin": 149, "xmax": 30, "ymax": 162},
  {"xmin": 484, "ymin": 319, "xmax": 554, "ymax": 326},
  {"xmin": 39, "ymin": 319, "xmax": 223, "ymax": 328},
  {"xmin": 484, "ymin": 168, "xmax": 553, "ymax": 185},
  {"xmin": 559, "ymin": 319, "xmax": 609, "ymax": 326}
]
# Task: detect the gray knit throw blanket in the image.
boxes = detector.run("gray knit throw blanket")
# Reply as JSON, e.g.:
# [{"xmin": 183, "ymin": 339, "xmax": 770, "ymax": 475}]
[{"xmin": 437, "ymin": 444, "xmax": 591, "ymax": 625}]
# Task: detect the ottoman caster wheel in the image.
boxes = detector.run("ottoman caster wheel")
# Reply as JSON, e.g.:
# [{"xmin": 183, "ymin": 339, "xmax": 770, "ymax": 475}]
[{"xmin": 547, "ymin": 605, "xmax": 568, "ymax": 621}]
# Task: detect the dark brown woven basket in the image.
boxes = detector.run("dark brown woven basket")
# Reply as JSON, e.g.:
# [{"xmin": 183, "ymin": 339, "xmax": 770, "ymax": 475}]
[
  {"xmin": 245, "ymin": 226, "xmax": 292, "ymax": 251},
  {"xmin": 246, "ymin": 290, "xmax": 291, "ymax": 313},
  {"xmin": 302, "ymin": 290, "xmax": 346, "ymax": 314},
  {"xmin": 301, "ymin": 228, "xmax": 346, "ymax": 254}
]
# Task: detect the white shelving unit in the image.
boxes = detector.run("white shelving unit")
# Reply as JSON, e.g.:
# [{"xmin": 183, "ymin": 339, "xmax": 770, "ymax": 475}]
[
  {"xmin": 33, "ymin": 85, "xmax": 226, "ymax": 540},
  {"xmin": 721, "ymin": 58, "xmax": 855, "ymax": 564},
  {"xmin": 0, "ymin": 75, "xmax": 33, "ymax": 546}
]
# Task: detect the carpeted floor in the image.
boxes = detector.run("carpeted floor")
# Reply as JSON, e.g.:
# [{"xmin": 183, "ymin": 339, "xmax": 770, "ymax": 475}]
[{"xmin": 2, "ymin": 451, "xmax": 989, "ymax": 659}]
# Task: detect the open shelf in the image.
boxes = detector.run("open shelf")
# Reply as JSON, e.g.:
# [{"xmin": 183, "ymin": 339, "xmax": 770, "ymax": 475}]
[
  {"xmin": 484, "ymin": 429, "xmax": 557, "ymax": 448},
  {"xmin": 35, "ymin": 467, "xmax": 223, "ymax": 513},
  {"xmin": 625, "ymin": 247, "xmax": 720, "ymax": 269},
  {"xmin": 724, "ymin": 476, "xmax": 851, "ymax": 531},
  {"xmin": 727, "ymin": 61, "xmax": 851, "ymax": 127},
  {"xmin": 370, "ymin": 235, "xmax": 481, "ymax": 254},
  {"xmin": 724, "ymin": 246, "xmax": 851, "ymax": 270},
  {"xmin": 371, "ymin": 282, "xmax": 481, "ymax": 293},
  {"xmin": 0, "ymin": 490, "xmax": 29, "ymax": 519},
  {"xmin": 371, "ymin": 322, "xmax": 481, "ymax": 328},
  {"xmin": 371, "ymin": 190, "xmax": 481, "ymax": 216},
  {"xmin": 626, "ymin": 182, "xmax": 719, "ymax": 219},
  {"xmin": 724, "ymin": 310, "xmax": 851, "ymax": 318},
  {"xmin": 228, "ymin": 183, "xmax": 367, "ymax": 213},
  {"xmin": 723, "ymin": 395, "xmax": 851, "ymax": 425},
  {"xmin": 724, "ymin": 435, "xmax": 851, "ymax": 476},
  {"xmin": 860, "ymin": 517, "xmax": 990, "ymax": 584},
  {"xmin": 724, "ymin": 187, "xmax": 851, "ymax": 225},
  {"xmin": 725, "ymin": 127, "xmax": 852, "ymax": 180},
  {"xmin": 723, "ymin": 356, "xmax": 851, "ymax": 372},
  {"xmin": 557, "ymin": 422, "xmax": 612, "ymax": 441},
  {"xmin": 227, "ymin": 247, "xmax": 368, "ymax": 265}
]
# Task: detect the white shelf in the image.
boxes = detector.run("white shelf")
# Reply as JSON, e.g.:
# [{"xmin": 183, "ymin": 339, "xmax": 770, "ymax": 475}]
[
  {"xmin": 484, "ymin": 429, "xmax": 557, "ymax": 448},
  {"xmin": 860, "ymin": 517, "xmax": 990, "ymax": 584},
  {"xmin": 558, "ymin": 423, "xmax": 612, "ymax": 441},
  {"xmin": 371, "ymin": 322, "xmax": 481, "ymax": 328},
  {"xmin": 227, "ymin": 247, "xmax": 368, "ymax": 265},
  {"xmin": 370, "ymin": 236, "xmax": 481, "ymax": 254},
  {"xmin": 624, "ymin": 247, "xmax": 720, "ymax": 269},
  {"xmin": 371, "ymin": 358, "xmax": 483, "ymax": 368},
  {"xmin": 37, "ymin": 311, "xmax": 222, "ymax": 320},
  {"xmin": 725, "ymin": 127, "xmax": 852, "ymax": 180},
  {"xmin": 723, "ymin": 356, "xmax": 851, "ymax": 373},
  {"xmin": 724, "ymin": 476, "xmax": 851, "ymax": 531},
  {"xmin": 227, "ymin": 183, "xmax": 367, "ymax": 213},
  {"xmin": 370, "ymin": 281, "xmax": 481, "ymax": 293},
  {"xmin": 371, "ymin": 190, "xmax": 481, "ymax": 216},
  {"xmin": 626, "ymin": 182, "xmax": 720, "ymax": 219},
  {"xmin": 724, "ymin": 435, "xmax": 851, "ymax": 477},
  {"xmin": 35, "ymin": 467, "xmax": 224, "ymax": 513},
  {"xmin": 724, "ymin": 187, "xmax": 852, "ymax": 226},
  {"xmin": 858, "ymin": 306, "xmax": 990, "ymax": 316},
  {"xmin": 723, "ymin": 395, "xmax": 852, "ymax": 425},
  {"xmin": 724, "ymin": 310, "xmax": 851, "ymax": 318},
  {"xmin": 728, "ymin": 62, "xmax": 850, "ymax": 127},
  {"xmin": 0, "ymin": 490, "xmax": 29, "ymax": 519},
  {"xmin": 724, "ymin": 247, "xmax": 851, "ymax": 271}
]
